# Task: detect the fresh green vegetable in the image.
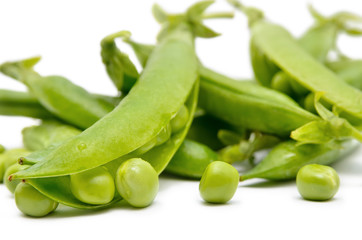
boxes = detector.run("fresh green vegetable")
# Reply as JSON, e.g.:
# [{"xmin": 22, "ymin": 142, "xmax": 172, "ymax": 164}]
[
  {"xmin": 15, "ymin": 181, "xmax": 58, "ymax": 217},
  {"xmin": 296, "ymin": 164, "xmax": 340, "ymax": 201},
  {"xmin": 116, "ymin": 158, "xmax": 159, "ymax": 208},
  {"xmin": 199, "ymin": 161, "xmax": 239, "ymax": 204}
]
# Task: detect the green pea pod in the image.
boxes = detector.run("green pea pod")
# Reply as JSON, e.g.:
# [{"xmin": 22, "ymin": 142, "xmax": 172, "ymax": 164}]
[
  {"xmin": 272, "ymin": 7, "xmax": 362, "ymax": 98},
  {"xmin": 101, "ymin": 31, "xmax": 139, "ymax": 93},
  {"xmin": 250, "ymin": 39, "xmax": 279, "ymax": 87},
  {"xmin": 164, "ymin": 139, "xmax": 218, "ymax": 179},
  {"xmin": 22, "ymin": 120, "xmax": 82, "ymax": 151},
  {"xmin": 198, "ymin": 67, "xmax": 319, "ymax": 136},
  {"xmin": 291, "ymin": 93, "xmax": 362, "ymax": 144},
  {"xmin": 0, "ymin": 57, "xmax": 115, "ymax": 129},
  {"xmin": 0, "ymin": 89, "xmax": 54, "ymax": 119},
  {"xmin": 327, "ymin": 60, "xmax": 362, "ymax": 91},
  {"xmin": 24, "ymin": 79, "xmax": 198, "ymax": 209},
  {"xmin": 13, "ymin": 3, "xmax": 206, "ymax": 180},
  {"xmin": 240, "ymin": 140, "xmax": 359, "ymax": 181},
  {"xmin": 122, "ymin": 37, "xmax": 318, "ymax": 137}
]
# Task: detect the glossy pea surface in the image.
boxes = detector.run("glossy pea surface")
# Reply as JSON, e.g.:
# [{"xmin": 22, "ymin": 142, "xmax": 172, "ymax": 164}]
[
  {"xmin": 199, "ymin": 161, "xmax": 239, "ymax": 204},
  {"xmin": 15, "ymin": 182, "xmax": 58, "ymax": 217},
  {"xmin": 70, "ymin": 167, "xmax": 115, "ymax": 205},
  {"xmin": 296, "ymin": 164, "xmax": 340, "ymax": 201},
  {"xmin": 116, "ymin": 158, "xmax": 159, "ymax": 208},
  {"xmin": 170, "ymin": 104, "xmax": 189, "ymax": 133}
]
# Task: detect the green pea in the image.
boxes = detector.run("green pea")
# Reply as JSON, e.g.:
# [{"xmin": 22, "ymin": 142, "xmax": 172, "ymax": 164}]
[
  {"xmin": 116, "ymin": 158, "xmax": 159, "ymax": 208},
  {"xmin": 296, "ymin": 164, "xmax": 340, "ymax": 201},
  {"xmin": 15, "ymin": 182, "xmax": 58, "ymax": 217},
  {"xmin": 155, "ymin": 123, "xmax": 171, "ymax": 146},
  {"xmin": 70, "ymin": 167, "xmax": 115, "ymax": 205},
  {"xmin": 170, "ymin": 104, "xmax": 189, "ymax": 133},
  {"xmin": 4, "ymin": 164, "xmax": 29, "ymax": 194},
  {"xmin": 0, "ymin": 144, "xmax": 5, "ymax": 153},
  {"xmin": 199, "ymin": 161, "xmax": 239, "ymax": 204}
]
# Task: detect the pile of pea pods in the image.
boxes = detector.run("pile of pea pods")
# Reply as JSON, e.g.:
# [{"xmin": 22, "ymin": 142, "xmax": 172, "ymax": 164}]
[{"xmin": 0, "ymin": 0, "xmax": 362, "ymax": 217}]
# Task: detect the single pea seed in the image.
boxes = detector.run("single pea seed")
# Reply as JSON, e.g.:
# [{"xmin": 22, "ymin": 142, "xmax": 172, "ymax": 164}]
[
  {"xmin": 70, "ymin": 166, "xmax": 115, "ymax": 205},
  {"xmin": 155, "ymin": 123, "xmax": 172, "ymax": 146},
  {"xmin": 296, "ymin": 164, "xmax": 340, "ymax": 201},
  {"xmin": 116, "ymin": 158, "xmax": 159, "ymax": 208},
  {"xmin": 199, "ymin": 161, "xmax": 239, "ymax": 204},
  {"xmin": 15, "ymin": 181, "xmax": 58, "ymax": 217},
  {"xmin": 4, "ymin": 164, "xmax": 29, "ymax": 194},
  {"xmin": 170, "ymin": 105, "xmax": 189, "ymax": 133}
]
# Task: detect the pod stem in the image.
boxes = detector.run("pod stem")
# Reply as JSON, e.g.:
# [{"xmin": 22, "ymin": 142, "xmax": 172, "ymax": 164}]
[
  {"xmin": 0, "ymin": 56, "xmax": 41, "ymax": 83},
  {"xmin": 202, "ymin": 12, "xmax": 235, "ymax": 19},
  {"xmin": 227, "ymin": 0, "xmax": 264, "ymax": 26}
]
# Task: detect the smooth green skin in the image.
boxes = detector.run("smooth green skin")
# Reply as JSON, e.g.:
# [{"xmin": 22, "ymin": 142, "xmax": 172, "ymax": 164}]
[
  {"xmin": 155, "ymin": 123, "xmax": 171, "ymax": 146},
  {"xmin": 241, "ymin": 140, "xmax": 358, "ymax": 181},
  {"xmin": 4, "ymin": 164, "xmax": 29, "ymax": 193},
  {"xmin": 170, "ymin": 104, "xmax": 189, "ymax": 133},
  {"xmin": 0, "ymin": 148, "xmax": 30, "ymax": 182},
  {"xmin": 10, "ymin": 23, "xmax": 199, "ymax": 209},
  {"xmin": 70, "ymin": 167, "xmax": 115, "ymax": 205},
  {"xmin": 13, "ymin": 22, "xmax": 198, "ymax": 179},
  {"xmin": 15, "ymin": 182, "xmax": 58, "ymax": 217},
  {"xmin": 101, "ymin": 31, "xmax": 139, "ymax": 93},
  {"xmin": 22, "ymin": 120, "xmax": 81, "ymax": 151},
  {"xmin": 116, "ymin": 158, "xmax": 159, "ymax": 208},
  {"xmin": 187, "ymin": 114, "xmax": 232, "ymax": 150},
  {"xmin": 165, "ymin": 139, "xmax": 219, "ymax": 179},
  {"xmin": 0, "ymin": 145, "xmax": 4, "ymax": 153},
  {"xmin": 123, "ymin": 31, "xmax": 318, "ymax": 138},
  {"xmin": 0, "ymin": 89, "xmax": 54, "ymax": 119},
  {"xmin": 199, "ymin": 161, "xmax": 239, "ymax": 204},
  {"xmin": 270, "ymin": 71, "xmax": 294, "ymax": 96},
  {"xmin": 251, "ymin": 21, "xmax": 362, "ymax": 120},
  {"xmin": 327, "ymin": 60, "xmax": 362, "ymax": 91},
  {"xmin": 0, "ymin": 58, "xmax": 115, "ymax": 129},
  {"xmin": 198, "ymin": 67, "xmax": 318, "ymax": 137},
  {"xmin": 296, "ymin": 164, "xmax": 340, "ymax": 201},
  {"xmin": 250, "ymin": 39, "xmax": 279, "ymax": 87}
]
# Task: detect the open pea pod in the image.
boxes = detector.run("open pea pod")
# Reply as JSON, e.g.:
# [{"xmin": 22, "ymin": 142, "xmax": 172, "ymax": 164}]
[
  {"xmin": 23, "ymin": 80, "xmax": 198, "ymax": 209},
  {"xmin": 0, "ymin": 57, "xmax": 115, "ymax": 129},
  {"xmin": 241, "ymin": 139, "xmax": 359, "ymax": 181},
  {"xmin": 13, "ymin": 2, "xmax": 218, "ymax": 180}
]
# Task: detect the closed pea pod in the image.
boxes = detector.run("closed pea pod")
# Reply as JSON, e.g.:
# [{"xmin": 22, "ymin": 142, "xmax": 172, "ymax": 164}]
[
  {"xmin": 0, "ymin": 89, "xmax": 54, "ymax": 119},
  {"xmin": 0, "ymin": 57, "xmax": 115, "ymax": 129},
  {"xmin": 230, "ymin": 0, "xmax": 362, "ymax": 123},
  {"xmin": 240, "ymin": 140, "xmax": 358, "ymax": 181}
]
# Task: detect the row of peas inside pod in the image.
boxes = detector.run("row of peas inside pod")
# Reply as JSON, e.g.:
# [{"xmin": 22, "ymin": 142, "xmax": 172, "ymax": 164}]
[{"xmin": 0, "ymin": 0, "xmax": 361, "ymax": 217}]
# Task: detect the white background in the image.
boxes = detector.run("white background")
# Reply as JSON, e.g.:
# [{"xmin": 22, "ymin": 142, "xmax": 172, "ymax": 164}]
[{"xmin": 0, "ymin": 0, "xmax": 362, "ymax": 239}]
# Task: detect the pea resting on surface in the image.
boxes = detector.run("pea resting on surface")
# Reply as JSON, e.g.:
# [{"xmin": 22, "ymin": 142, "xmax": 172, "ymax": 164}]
[
  {"xmin": 116, "ymin": 158, "xmax": 159, "ymax": 208},
  {"xmin": 15, "ymin": 182, "xmax": 58, "ymax": 217},
  {"xmin": 296, "ymin": 164, "xmax": 340, "ymax": 201},
  {"xmin": 70, "ymin": 166, "xmax": 115, "ymax": 205},
  {"xmin": 199, "ymin": 161, "xmax": 239, "ymax": 204}
]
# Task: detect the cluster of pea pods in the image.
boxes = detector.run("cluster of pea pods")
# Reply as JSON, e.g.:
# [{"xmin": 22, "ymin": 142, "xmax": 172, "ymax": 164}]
[{"xmin": 0, "ymin": 0, "xmax": 361, "ymax": 217}]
